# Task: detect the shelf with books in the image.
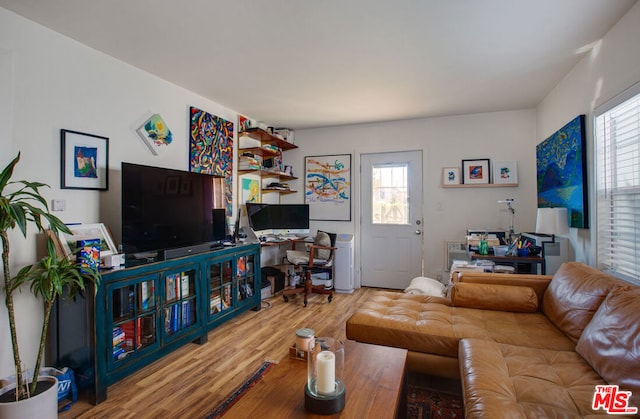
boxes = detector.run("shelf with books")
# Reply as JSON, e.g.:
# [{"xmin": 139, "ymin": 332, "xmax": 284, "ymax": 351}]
[{"xmin": 81, "ymin": 243, "xmax": 261, "ymax": 403}]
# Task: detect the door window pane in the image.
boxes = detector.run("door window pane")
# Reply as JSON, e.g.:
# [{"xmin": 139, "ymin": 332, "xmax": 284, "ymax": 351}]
[{"xmin": 371, "ymin": 164, "xmax": 409, "ymax": 225}]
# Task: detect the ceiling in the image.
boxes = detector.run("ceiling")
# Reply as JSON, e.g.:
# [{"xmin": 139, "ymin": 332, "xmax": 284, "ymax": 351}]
[{"xmin": 1, "ymin": 0, "xmax": 636, "ymax": 129}]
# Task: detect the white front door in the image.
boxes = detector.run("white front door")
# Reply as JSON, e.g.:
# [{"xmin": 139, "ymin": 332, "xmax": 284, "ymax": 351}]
[{"xmin": 360, "ymin": 151, "xmax": 423, "ymax": 289}]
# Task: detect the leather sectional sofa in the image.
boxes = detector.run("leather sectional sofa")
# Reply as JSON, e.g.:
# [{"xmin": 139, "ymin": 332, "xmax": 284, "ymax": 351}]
[{"xmin": 346, "ymin": 262, "xmax": 640, "ymax": 417}]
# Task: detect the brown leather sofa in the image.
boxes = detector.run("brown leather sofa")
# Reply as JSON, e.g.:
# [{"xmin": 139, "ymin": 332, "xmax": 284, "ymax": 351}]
[{"xmin": 346, "ymin": 262, "xmax": 640, "ymax": 417}]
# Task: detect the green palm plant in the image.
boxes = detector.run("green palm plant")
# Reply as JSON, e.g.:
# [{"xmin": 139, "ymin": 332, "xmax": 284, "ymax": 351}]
[{"xmin": 1, "ymin": 152, "xmax": 101, "ymax": 400}]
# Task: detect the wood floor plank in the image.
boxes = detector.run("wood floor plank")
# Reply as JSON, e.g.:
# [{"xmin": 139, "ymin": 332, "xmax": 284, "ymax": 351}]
[{"xmin": 61, "ymin": 287, "xmax": 377, "ymax": 418}]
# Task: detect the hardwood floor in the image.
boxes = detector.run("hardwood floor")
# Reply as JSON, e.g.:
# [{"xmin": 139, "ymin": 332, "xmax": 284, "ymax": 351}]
[{"xmin": 61, "ymin": 287, "xmax": 378, "ymax": 418}]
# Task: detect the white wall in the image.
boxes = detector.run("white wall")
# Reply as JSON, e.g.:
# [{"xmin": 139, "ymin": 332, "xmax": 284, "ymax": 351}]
[
  {"xmin": 537, "ymin": 1, "xmax": 640, "ymax": 265},
  {"xmin": 0, "ymin": 8, "xmax": 239, "ymax": 378},
  {"xmin": 292, "ymin": 109, "xmax": 538, "ymax": 286}
]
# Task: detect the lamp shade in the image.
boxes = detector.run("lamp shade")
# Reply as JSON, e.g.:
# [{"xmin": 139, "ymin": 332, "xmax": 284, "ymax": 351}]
[{"xmin": 535, "ymin": 207, "xmax": 569, "ymax": 235}]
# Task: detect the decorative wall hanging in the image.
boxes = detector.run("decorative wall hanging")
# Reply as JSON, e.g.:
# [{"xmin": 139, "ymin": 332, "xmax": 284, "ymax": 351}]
[
  {"xmin": 462, "ymin": 159, "xmax": 490, "ymax": 184},
  {"xmin": 136, "ymin": 113, "xmax": 173, "ymax": 155},
  {"xmin": 242, "ymin": 178, "xmax": 260, "ymax": 203},
  {"xmin": 536, "ymin": 115, "xmax": 588, "ymax": 228},
  {"xmin": 493, "ymin": 161, "xmax": 518, "ymax": 185},
  {"xmin": 442, "ymin": 167, "xmax": 460, "ymax": 185},
  {"xmin": 305, "ymin": 154, "xmax": 351, "ymax": 221},
  {"xmin": 61, "ymin": 129, "xmax": 109, "ymax": 190},
  {"xmin": 189, "ymin": 106, "xmax": 234, "ymax": 217}
]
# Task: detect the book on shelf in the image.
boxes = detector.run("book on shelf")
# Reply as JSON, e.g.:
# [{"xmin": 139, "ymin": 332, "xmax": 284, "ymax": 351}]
[
  {"xmin": 172, "ymin": 304, "xmax": 179, "ymax": 332},
  {"xmin": 166, "ymin": 273, "xmax": 179, "ymax": 301},
  {"xmin": 164, "ymin": 307, "xmax": 172, "ymax": 334},
  {"xmin": 182, "ymin": 300, "xmax": 195, "ymax": 328},
  {"xmin": 210, "ymin": 295, "xmax": 221, "ymax": 315},
  {"xmin": 237, "ymin": 256, "xmax": 246, "ymax": 277},
  {"xmin": 222, "ymin": 284, "xmax": 231, "ymax": 310},
  {"xmin": 180, "ymin": 273, "xmax": 190, "ymax": 298},
  {"xmin": 139, "ymin": 281, "xmax": 154, "ymax": 310}
]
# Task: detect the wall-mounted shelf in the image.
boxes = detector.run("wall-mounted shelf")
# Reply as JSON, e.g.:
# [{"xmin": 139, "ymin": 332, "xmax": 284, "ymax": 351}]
[
  {"xmin": 442, "ymin": 183, "xmax": 518, "ymax": 188},
  {"xmin": 263, "ymin": 188, "xmax": 297, "ymax": 194},
  {"xmin": 239, "ymin": 128, "xmax": 297, "ymax": 151}
]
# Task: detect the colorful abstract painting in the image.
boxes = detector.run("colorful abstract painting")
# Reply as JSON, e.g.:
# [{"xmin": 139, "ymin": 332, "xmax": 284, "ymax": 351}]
[
  {"xmin": 189, "ymin": 106, "xmax": 234, "ymax": 216},
  {"xmin": 536, "ymin": 115, "xmax": 588, "ymax": 228},
  {"xmin": 74, "ymin": 146, "xmax": 98, "ymax": 178},
  {"xmin": 137, "ymin": 113, "xmax": 173, "ymax": 155},
  {"xmin": 305, "ymin": 154, "xmax": 351, "ymax": 221},
  {"xmin": 242, "ymin": 178, "xmax": 260, "ymax": 203}
]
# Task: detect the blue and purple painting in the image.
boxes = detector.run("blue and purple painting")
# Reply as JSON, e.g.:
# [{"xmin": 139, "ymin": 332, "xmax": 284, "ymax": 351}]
[
  {"xmin": 74, "ymin": 146, "xmax": 98, "ymax": 178},
  {"xmin": 536, "ymin": 115, "xmax": 588, "ymax": 228}
]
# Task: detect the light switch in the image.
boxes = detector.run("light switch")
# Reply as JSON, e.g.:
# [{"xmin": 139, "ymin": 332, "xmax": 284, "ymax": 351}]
[{"xmin": 51, "ymin": 199, "xmax": 66, "ymax": 211}]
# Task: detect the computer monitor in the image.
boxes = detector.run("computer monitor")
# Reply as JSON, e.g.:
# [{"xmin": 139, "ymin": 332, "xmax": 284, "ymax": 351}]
[{"xmin": 245, "ymin": 203, "xmax": 309, "ymax": 237}]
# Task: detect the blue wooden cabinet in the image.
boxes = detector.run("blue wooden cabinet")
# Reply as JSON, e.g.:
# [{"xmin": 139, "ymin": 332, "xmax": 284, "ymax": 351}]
[{"xmin": 90, "ymin": 243, "xmax": 260, "ymax": 402}]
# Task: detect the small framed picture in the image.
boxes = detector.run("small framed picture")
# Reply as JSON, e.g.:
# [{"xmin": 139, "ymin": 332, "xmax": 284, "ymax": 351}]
[
  {"xmin": 442, "ymin": 167, "xmax": 461, "ymax": 185},
  {"xmin": 61, "ymin": 129, "xmax": 109, "ymax": 190},
  {"xmin": 58, "ymin": 223, "xmax": 118, "ymax": 260},
  {"xmin": 462, "ymin": 159, "xmax": 490, "ymax": 184},
  {"xmin": 493, "ymin": 161, "xmax": 518, "ymax": 185}
]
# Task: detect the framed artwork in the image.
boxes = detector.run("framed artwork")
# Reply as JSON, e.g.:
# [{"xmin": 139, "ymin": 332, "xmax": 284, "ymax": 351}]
[
  {"xmin": 136, "ymin": 113, "xmax": 173, "ymax": 155},
  {"xmin": 536, "ymin": 115, "xmax": 588, "ymax": 228},
  {"xmin": 58, "ymin": 223, "xmax": 118, "ymax": 260},
  {"xmin": 61, "ymin": 129, "xmax": 109, "ymax": 190},
  {"xmin": 189, "ymin": 106, "xmax": 234, "ymax": 217},
  {"xmin": 242, "ymin": 177, "xmax": 260, "ymax": 203},
  {"xmin": 493, "ymin": 161, "xmax": 518, "ymax": 185},
  {"xmin": 305, "ymin": 154, "xmax": 351, "ymax": 221},
  {"xmin": 462, "ymin": 159, "xmax": 490, "ymax": 184},
  {"xmin": 442, "ymin": 167, "xmax": 460, "ymax": 185}
]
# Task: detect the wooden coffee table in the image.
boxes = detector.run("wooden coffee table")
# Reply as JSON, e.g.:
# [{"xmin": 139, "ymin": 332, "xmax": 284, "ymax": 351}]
[{"xmin": 224, "ymin": 340, "xmax": 407, "ymax": 418}]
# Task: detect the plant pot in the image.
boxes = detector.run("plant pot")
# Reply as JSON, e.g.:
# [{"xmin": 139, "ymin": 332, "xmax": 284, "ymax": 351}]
[{"xmin": 0, "ymin": 375, "xmax": 58, "ymax": 419}]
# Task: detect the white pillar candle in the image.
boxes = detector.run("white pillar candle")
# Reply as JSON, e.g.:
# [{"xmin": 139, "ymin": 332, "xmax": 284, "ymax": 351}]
[{"xmin": 316, "ymin": 350, "xmax": 336, "ymax": 395}]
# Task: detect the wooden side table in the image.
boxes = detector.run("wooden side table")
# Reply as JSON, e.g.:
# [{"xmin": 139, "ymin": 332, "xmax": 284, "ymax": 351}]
[{"xmin": 224, "ymin": 340, "xmax": 407, "ymax": 418}]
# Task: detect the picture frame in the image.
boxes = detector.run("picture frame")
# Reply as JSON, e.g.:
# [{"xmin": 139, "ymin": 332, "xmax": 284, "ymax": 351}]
[
  {"xmin": 462, "ymin": 159, "xmax": 490, "ymax": 184},
  {"xmin": 442, "ymin": 167, "xmax": 461, "ymax": 185},
  {"xmin": 305, "ymin": 154, "xmax": 352, "ymax": 221},
  {"xmin": 61, "ymin": 129, "xmax": 109, "ymax": 190},
  {"xmin": 136, "ymin": 113, "xmax": 173, "ymax": 156},
  {"xmin": 58, "ymin": 223, "xmax": 118, "ymax": 260},
  {"xmin": 493, "ymin": 161, "xmax": 518, "ymax": 185}
]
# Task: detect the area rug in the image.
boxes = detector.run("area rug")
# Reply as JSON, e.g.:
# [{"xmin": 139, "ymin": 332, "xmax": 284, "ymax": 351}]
[
  {"xmin": 407, "ymin": 383, "xmax": 464, "ymax": 419},
  {"xmin": 205, "ymin": 361, "xmax": 275, "ymax": 418}
]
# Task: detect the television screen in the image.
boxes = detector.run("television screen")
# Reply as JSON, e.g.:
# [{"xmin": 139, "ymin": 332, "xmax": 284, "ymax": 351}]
[{"xmin": 121, "ymin": 162, "xmax": 225, "ymax": 256}]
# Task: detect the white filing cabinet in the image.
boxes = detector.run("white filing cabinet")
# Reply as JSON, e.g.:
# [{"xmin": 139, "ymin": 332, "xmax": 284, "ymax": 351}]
[{"xmin": 334, "ymin": 234, "xmax": 354, "ymax": 293}]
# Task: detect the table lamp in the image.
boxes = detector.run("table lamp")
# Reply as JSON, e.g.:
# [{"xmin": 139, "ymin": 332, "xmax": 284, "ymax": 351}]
[{"xmin": 535, "ymin": 207, "xmax": 569, "ymax": 241}]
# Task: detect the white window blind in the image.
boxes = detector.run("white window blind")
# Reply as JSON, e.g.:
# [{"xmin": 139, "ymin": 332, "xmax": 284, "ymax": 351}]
[{"xmin": 595, "ymin": 82, "xmax": 640, "ymax": 283}]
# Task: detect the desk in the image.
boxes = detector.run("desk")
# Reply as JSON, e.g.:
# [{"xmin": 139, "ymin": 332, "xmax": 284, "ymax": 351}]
[
  {"xmin": 224, "ymin": 340, "xmax": 407, "ymax": 418},
  {"xmin": 471, "ymin": 254, "xmax": 546, "ymax": 274}
]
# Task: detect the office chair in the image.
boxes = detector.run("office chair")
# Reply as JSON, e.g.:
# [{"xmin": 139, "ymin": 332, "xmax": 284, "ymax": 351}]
[{"xmin": 282, "ymin": 231, "xmax": 336, "ymax": 307}]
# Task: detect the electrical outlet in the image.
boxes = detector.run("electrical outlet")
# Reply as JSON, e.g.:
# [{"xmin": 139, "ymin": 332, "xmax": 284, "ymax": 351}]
[{"xmin": 51, "ymin": 199, "xmax": 66, "ymax": 211}]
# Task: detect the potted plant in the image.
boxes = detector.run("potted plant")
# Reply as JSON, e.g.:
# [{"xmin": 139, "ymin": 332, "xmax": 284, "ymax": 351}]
[{"xmin": 0, "ymin": 153, "xmax": 101, "ymax": 416}]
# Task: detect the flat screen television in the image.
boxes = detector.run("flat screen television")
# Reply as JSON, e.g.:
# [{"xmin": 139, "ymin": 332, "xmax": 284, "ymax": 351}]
[
  {"xmin": 121, "ymin": 162, "xmax": 226, "ymax": 259},
  {"xmin": 245, "ymin": 203, "xmax": 310, "ymax": 237}
]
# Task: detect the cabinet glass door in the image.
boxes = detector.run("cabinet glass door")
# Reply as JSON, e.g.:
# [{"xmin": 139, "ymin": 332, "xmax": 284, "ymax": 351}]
[
  {"xmin": 110, "ymin": 277, "xmax": 157, "ymax": 364},
  {"xmin": 162, "ymin": 268, "xmax": 197, "ymax": 338},
  {"xmin": 235, "ymin": 254, "xmax": 256, "ymax": 303},
  {"xmin": 208, "ymin": 259, "xmax": 233, "ymax": 317}
]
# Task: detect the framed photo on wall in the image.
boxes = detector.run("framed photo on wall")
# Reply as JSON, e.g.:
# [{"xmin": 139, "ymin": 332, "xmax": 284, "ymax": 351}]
[
  {"xmin": 61, "ymin": 129, "xmax": 109, "ymax": 190},
  {"xmin": 442, "ymin": 167, "xmax": 461, "ymax": 185},
  {"xmin": 493, "ymin": 161, "xmax": 518, "ymax": 185},
  {"xmin": 462, "ymin": 159, "xmax": 490, "ymax": 184}
]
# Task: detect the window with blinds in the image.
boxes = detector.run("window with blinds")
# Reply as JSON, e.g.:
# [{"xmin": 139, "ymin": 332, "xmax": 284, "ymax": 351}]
[{"xmin": 595, "ymin": 82, "xmax": 640, "ymax": 283}]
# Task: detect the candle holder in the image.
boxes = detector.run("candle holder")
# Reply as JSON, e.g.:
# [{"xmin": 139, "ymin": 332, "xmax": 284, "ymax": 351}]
[{"xmin": 305, "ymin": 337, "xmax": 346, "ymax": 414}]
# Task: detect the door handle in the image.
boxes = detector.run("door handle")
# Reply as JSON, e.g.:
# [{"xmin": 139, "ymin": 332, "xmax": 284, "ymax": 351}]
[{"xmin": 415, "ymin": 230, "xmax": 422, "ymax": 235}]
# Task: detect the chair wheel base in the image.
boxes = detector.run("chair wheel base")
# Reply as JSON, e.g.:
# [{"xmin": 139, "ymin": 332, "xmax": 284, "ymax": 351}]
[{"xmin": 283, "ymin": 295, "xmax": 289, "ymax": 302}]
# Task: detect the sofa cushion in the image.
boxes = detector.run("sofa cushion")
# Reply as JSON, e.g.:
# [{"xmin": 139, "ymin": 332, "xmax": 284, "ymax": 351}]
[
  {"xmin": 404, "ymin": 276, "xmax": 446, "ymax": 297},
  {"xmin": 575, "ymin": 286, "xmax": 640, "ymax": 409},
  {"xmin": 542, "ymin": 262, "xmax": 629, "ymax": 343},
  {"xmin": 451, "ymin": 283, "xmax": 538, "ymax": 313},
  {"xmin": 459, "ymin": 339, "xmax": 610, "ymax": 418},
  {"xmin": 346, "ymin": 291, "xmax": 575, "ymax": 359}
]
